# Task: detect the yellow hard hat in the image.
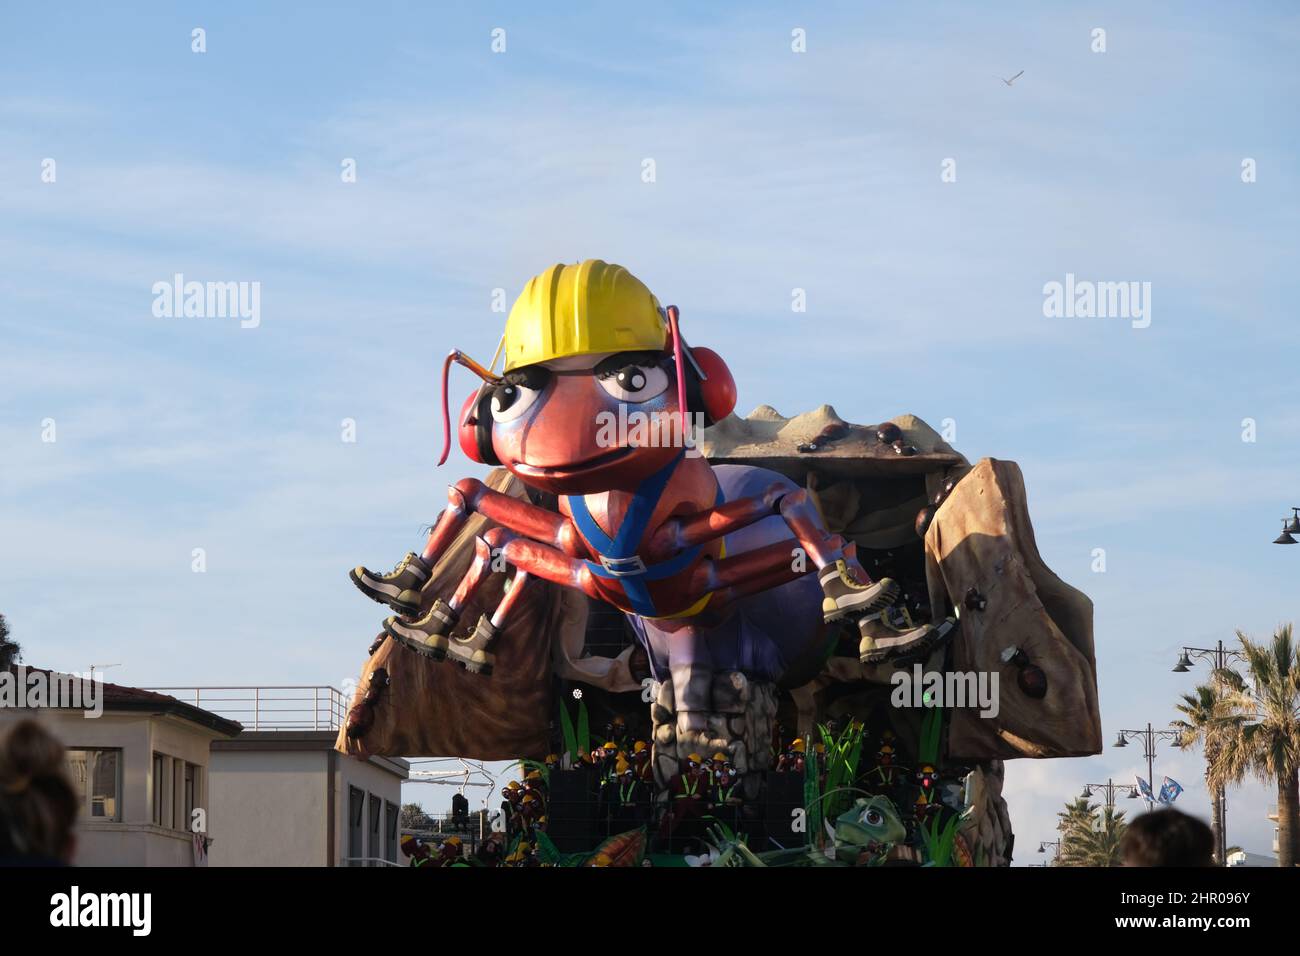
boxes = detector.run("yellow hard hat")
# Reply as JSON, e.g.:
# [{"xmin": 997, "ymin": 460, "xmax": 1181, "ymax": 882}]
[
  {"xmin": 503, "ymin": 260, "xmax": 667, "ymax": 371},
  {"xmin": 686, "ymin": 753, "xmax": 703, "ymax": 764},
  {"xmin": 616, "ymin": 757, "xmax": 631, "ymax": 774},
  {"xmin": 633, "ymin": 741, "xmax": 647, "ymax": 753},
  {"xmin": 712, "ymin": 752, "xmax": 727, "ymax": 762},
  {"xmin": 791, "ymin": 739, "xmax": 805, "ymax": 753},
  {"xmin": 446, "ymin": 836, "xmax": 462, "ymax": 847}
]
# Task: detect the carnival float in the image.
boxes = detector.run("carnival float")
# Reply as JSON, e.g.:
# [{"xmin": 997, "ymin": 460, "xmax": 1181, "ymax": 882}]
[{"xmin": 336, "ymin": 260, "xmax": 1101, "ymax": 867}]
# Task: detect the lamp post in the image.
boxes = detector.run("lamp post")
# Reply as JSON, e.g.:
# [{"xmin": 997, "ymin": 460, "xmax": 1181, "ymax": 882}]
[
  {"xmin": 1172, "ymin": 640, "xmax": 1245, "ymax": 866},
  {"xmin": 1081, "ymin": 779, "xmax": 1141, "ymax": 809},
  {"xmin": 1271, "ymin": 507, "xmax": 1300, "ymax": 544},
  {"xmin": 1114, "ymin": 724, "xmax": 1179, "ymax": 809},
  {"xmin": 1172, "ymin": 641, "xmax": 1245, "ymax": 675},
  {"xmin": 1036, "ymin": 839, "xmax": 1061, "ymax": 865}
]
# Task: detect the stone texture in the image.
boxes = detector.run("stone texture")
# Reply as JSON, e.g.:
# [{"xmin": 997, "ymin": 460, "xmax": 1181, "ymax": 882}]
[
  {"xmin": 650, "ymin": 669, "xmax": 779, "ymax": 796},
  {"xmin": 925, "ymin": 458, "xmax": 1101, "ymax": 760},
  {"xmin": 959, "ymin": 761, "xmax": 1014, "ymax": 866}
]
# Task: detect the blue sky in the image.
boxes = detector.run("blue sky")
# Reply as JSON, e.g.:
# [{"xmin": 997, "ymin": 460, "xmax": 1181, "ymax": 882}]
[{"xmin": 2, "ymin": 2, "xmax": 1298, "ymax": 861}]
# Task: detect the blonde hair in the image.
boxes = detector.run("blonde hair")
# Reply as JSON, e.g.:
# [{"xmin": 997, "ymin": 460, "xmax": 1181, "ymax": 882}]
[{"xmin": 0, "ymin": 720, "xmax": 79, "ymax": 862}]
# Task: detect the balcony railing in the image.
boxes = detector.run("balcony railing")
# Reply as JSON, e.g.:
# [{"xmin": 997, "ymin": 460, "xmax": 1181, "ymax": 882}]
[{"xmin": 144, "ymin": 685, "xmax": 349, "ymax": 731}]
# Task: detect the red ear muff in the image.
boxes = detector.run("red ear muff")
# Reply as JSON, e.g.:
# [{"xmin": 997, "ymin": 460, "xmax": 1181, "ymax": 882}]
[
  {"xmin": 663, "ymin": 306, "xmax": 736, "ymax": 429},
  {"xmin": 457, "ymin": 390, "xmax": 502, "ymax": 466},
  {"xmin": 688, "ymin": 347, "xmax": 736, "ymax": 425},
  {"xmin": 474, "ymin": 391, "xmax": 502, "ymax": 466},
  {"xmin": 456, "ymin": 392, "xmax": 484, "ymax": 462}
]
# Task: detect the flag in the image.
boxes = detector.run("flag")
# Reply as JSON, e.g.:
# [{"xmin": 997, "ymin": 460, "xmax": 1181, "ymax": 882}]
[
  {"xmin": 1158, "ymin": 776, "xmax": 1184, "ymax": 804},
  {"xmin": 1136, "ymin": 777, "xmax": 1154, "ymax": 801}
]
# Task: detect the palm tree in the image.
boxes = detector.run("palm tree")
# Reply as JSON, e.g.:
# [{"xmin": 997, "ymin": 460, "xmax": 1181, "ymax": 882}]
[
  {"xmin": 1056, "ymin": 796, "xmax": 1099, "ymax": 866},
  {"xmin": 1212, "ymin": 624, "xmax": 1300, "ymax": 867},
  {"xmin": 1075, "ymin": 806, "xmax": 1128, "ymax": 867},
  {"xmin": 1173, "ymin": 682, "xmax": 1229, "ymax": 863},
  {"xmin": 1055, "ymin": 797, "xmax": 1127, "ymax": 866}
]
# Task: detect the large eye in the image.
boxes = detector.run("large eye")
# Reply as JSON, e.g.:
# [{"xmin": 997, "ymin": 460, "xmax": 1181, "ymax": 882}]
[
  {"xmin": 490, "ymin": 381, "xmax": 542, "ymax": 423},
  {"xmin": 864, "ymin": 809, "xmax": 883, "ymax": 826},
  {"xmin": 597, "ymin": 363, "xmax": 669, "ymax": 403}
]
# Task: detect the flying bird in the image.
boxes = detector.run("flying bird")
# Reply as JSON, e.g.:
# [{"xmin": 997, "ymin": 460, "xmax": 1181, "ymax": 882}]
[{"xmin": 1000, "ymin": 70, "xmax": 1025, "ymax": 86}]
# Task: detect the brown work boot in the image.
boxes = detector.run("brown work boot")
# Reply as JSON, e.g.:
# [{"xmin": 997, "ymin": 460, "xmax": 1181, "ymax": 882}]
[
  {"xmin": 350, "ymin": 552, "xmax": 430, "ymax": 615},
  {"xmin": 448, "ymin": 615, "xmax": 499, "ymax": 676},
  {"xmin": 858, "ymin": 609, "xmax": 957, "ymax": 664},
  {"xmin": 819, "ymin": 559, "xmax": 900, "ymax": 622},
  {"xmin": 385, "ymin": 598, "xmax": 457, "ymax": 661}
]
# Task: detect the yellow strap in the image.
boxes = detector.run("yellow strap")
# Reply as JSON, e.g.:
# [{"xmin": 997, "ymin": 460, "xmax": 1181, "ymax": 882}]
[{"xmin": 645, "ymin": 540, "xmax": 725, "ymax": 621}]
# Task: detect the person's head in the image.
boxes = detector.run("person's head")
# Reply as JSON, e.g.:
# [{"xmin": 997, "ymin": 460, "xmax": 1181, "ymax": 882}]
[
  {"xmin": 1121, "ymin": 808, "xmax": 1214, "ymax": 867},
  {"xmin": 0, "ymin": 720, "xmax": 79, "ymax": 863}
]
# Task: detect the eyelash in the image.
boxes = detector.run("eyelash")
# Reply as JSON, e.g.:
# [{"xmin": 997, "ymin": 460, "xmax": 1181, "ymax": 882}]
[
  {"xmin": 500, "ymin": 369, "xmax": 549, "ymax": 391},
  {"xmin": 596, "ymin": 359, "xmax": 668, "ymax": 380}
]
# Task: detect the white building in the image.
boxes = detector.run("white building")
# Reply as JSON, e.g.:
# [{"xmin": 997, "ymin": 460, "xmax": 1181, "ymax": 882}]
[
  {"xmin": 0, "ymin": 668, "xmax": 241, "ymax": 866},
  {"xmin": 1, "ymin": 670, "xmax": 407, "ymax": 866},
  {"xmin": 209, "ymin": 729, "xmax": 408, "ymax": 866},
  {"xmin": 148, "ymin": 686, "xmax": 409, "ymax": 867},
  {"xmin": 1226, "ymin": 849, "xmax": 1277, "ymax": 867}
]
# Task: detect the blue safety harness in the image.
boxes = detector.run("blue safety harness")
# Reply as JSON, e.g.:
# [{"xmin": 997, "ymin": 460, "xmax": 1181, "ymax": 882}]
[{"xmin": 565, "ymin": 451, "xmax": 722, "ymax": 617}]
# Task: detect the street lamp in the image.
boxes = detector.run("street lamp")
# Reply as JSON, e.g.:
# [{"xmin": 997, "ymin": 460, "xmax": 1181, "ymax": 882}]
[
  {"xmin": 1114, "ymin": 724, "xmax": 1180, "ymax": 808},
  {"xmin": 1037, "ymin": 840, "xmax": 1061, "ymax": 864},
  {"xmin": 1273, "ymin": 508, "xmax": 1300, "ymax": 544},
  {"xmin": 1082, "ymin": 779, "xmax": 1139, "ymax": 808},
  {"xmin": 1171, "ymin": 641, "xmax": 1245, "ymax": 677},
  {"xmin": 1170, "ymin": 640, "xmax": 1245, "ymax": 866}
]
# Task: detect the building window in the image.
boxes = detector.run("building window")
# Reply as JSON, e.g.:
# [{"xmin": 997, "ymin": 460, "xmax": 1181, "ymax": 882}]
[
  {"xmin": 368, "ymin": 793, "xmax": 382, "ymax": 867},
  {"xmin": 150, "ymin": 753, "xmax": 201, "ymax": 831},
  {"xmin": 347, "ymin": 787, "xmax": 364, "ymax": 867},
  {"xmin": 152, "ymin": 753, "xmax": 166, "ymax": 825},
  {"xmin": 67, "ymin": 749, "xmax": 121, "ymax": 822},
  {"xmin": 183, "ymin": 762, "xmax": 197, "ymax": 831},
  {"xmin": 173, "ymin": 759, "xmax": 183, "ymax": 829},
  {"xmin": 385, "ymin": 801, "xmax": 399, "ymax": 864}
]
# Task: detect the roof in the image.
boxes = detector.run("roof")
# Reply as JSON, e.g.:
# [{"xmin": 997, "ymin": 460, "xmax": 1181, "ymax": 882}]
[
  {"xmin": 213, "ymin": 730, "xmax": 410, "ymax": 778},
  {"xmin": 2, "ymin": 665, "xmax": 243, "ymax": 738}
]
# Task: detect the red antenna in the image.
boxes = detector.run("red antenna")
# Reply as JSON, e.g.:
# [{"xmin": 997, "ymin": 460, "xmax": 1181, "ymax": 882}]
[
  {"xmin": 437, "ymin": 349, "xmax": 500, "ymax": 466},
  {"xmin": 665, "ymin": 305, "xmax": 689, "ymax": 438}
]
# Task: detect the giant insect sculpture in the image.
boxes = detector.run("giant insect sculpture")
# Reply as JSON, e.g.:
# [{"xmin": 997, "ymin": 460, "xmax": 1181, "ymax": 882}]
[{"xmin": 349, "ymin": 260, "xmax": 951, "ymax": 773}]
